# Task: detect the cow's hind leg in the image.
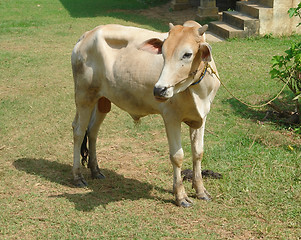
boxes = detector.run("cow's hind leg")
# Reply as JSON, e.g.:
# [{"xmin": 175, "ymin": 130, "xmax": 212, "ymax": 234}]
[
  {"xmin": 72, "ymin": 104, "xmax": 95, "ymax": 187},
  {"xmin": 189, "ymin": 117, "xmax": 211, "ymax": 201},
  {"xmin": 86, "ymin": 97, "xmax": 111, "ymax": 179},
  {"xmin": 164, "ymin": 118, "xmax": 193, "ymax": 207}
]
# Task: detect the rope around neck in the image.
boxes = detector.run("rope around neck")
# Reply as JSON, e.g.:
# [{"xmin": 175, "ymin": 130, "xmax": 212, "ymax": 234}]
[
  {"xmin": 191, "ymin": 63, "xmax": 208, "ymax": 85},
  {"xmin": 207, "ymin": 64, "xmax": 291, "ymax": 109}
]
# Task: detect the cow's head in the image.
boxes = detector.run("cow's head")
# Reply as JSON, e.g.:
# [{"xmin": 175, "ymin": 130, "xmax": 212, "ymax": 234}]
[{"xmin": 139, "ymin": 21, "xmax": 212, "ymax": 101}]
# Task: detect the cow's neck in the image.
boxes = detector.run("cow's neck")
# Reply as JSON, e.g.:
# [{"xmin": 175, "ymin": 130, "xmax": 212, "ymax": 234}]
[{"xmin": 188, "ymin": 66, "xmax": 214, "ymax": 122}]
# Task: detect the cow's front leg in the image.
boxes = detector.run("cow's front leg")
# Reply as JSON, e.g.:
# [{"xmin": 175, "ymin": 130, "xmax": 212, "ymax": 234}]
[
  {"xmin": 189, "ymin": 117, "xmax": 211, "ymax": 201},
  {"xmin": 164, "ymin": 118, "xmax": 193, "ymax": 207}
]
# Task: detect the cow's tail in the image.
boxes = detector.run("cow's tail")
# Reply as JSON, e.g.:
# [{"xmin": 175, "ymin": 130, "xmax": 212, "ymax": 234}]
[{"xmin": 81, "ymin": 131, "xmax": 89, "ymax": 167}]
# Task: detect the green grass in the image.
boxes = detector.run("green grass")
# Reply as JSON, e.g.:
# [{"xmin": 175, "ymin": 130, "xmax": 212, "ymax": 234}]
[{"xmin": 0, "ymin": 0, "xmax": 300, "ymax": 239}]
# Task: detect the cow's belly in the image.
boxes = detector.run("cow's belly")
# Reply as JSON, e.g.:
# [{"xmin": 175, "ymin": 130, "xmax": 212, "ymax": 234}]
[{"xmin": 107, "ymin": 86, "xmax": 160, "ymax": 119}]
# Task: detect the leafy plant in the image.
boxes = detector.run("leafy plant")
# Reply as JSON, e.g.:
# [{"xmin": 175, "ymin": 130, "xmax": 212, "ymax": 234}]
[
  {"xmin": 269, "ymin": 3, "xmax": 301, "ymax": 121},
  {"xmin": 270, "ymin": 42, "xmax": 301, "ymax": 110},
  {"xmin": 288, "ymin": 2, "xmax": 301, "ymax": 26},
  {"xmin": 293, "ymin": 125, "xmax": 301, "ymax": 134}
]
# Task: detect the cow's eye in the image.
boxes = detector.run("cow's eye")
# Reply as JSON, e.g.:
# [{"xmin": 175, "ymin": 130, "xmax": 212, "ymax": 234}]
[{"xmin": 182, "ymin": 52, "xmax": 192, "ymax": 59}]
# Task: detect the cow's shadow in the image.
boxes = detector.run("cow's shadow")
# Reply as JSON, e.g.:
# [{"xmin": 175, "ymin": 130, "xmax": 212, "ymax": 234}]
[{"xmin": 14, "ymin": 158, "xmax": 170, "ymax": 211}]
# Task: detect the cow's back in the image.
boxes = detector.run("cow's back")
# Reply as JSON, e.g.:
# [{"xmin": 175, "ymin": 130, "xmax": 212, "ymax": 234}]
[
  {"xmin": 71, "ymin": 24, "xmax": 168, "ymax": 118},
  {"xmin": 72, "ymin": 24, "xmax": 167, "ymax": 70}
]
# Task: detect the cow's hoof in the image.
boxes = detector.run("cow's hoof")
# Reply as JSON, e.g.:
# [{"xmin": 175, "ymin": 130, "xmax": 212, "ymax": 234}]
[
  {"xmin": 91, "ymin": 167, "xmax": 105, "ymax": 179},
  {"xmin": 198, "ymin": 195, "xmax": 211, "ymax": 201},
  {"xmin": 196, "ymin": 190, "xmax": 211, "ymax": 201},
  {"xmin": 74, "ymin": 178, "xmax": 88, "ymax": 188},
  {"xmin": 92, "ymin": 171, "xmax": 105, "ymax": 180},
  {"xmin": 177, "ymin": 197, "xmax": 194, "ymax": 208}
]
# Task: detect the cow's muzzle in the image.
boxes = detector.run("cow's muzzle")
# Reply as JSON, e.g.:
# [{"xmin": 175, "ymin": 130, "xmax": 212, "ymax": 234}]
[{"xmin": 153, "ymin": 86, "xmax": 169, "ymax": 101}]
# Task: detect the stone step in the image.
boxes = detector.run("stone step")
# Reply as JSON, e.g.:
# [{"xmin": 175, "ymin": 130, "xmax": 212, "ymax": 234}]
[
  {"xmin": 223, "ymin": 11, "xmax": 259, "ymax": 36},
  {"xmin": 205, "ymin": 31, "xmax": 224, "ymax": 42},
  {"xmin": 209, "ymin": 21, "xmax": 246, "ymax": 39},
  {"xmin": 236, "ymin": 1, "xmax": 273, "ymax": 19}
]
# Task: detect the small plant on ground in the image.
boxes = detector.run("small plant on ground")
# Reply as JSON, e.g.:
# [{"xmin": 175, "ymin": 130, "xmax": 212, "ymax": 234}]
[{"xmin": 269, "ymin": 3, "xmax": 301, "ymax": 127}]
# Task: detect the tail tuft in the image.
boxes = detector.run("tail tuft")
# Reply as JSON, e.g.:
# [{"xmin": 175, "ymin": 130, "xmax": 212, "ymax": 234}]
[{"xmin": 81, "ymin": 131, "xmax": 89, "ymax": 167}]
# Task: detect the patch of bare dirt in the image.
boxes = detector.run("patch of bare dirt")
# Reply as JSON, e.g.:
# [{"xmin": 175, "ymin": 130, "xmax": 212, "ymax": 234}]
[
  {"xmin": 139, "ymin": 3, "xmax": 198, "ymax": 25},
  {"xmin": 135, "ymin": 2, "xmax": 199, "ymax": 25}
]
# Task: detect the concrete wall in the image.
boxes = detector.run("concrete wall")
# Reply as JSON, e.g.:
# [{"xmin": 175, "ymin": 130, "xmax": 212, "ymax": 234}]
[{"xmin": 259, "ymin": 0, "xmax": 301, "ymax": 35}]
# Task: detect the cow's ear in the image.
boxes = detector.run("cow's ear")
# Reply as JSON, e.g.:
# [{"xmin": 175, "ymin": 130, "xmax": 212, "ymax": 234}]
[
  {"xmin": 199, "ymin": 42, "xmax": 212, "ymax": 62},
  {"xmin": 139, "ymin": 38, "xmax": 163, "ymax": 54}
]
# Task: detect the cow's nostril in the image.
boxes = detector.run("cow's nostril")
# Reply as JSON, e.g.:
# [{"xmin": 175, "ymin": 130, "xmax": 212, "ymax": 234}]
[{"xmin": 153, "ymin": 86, "xmax": 167, "ymax": 97}]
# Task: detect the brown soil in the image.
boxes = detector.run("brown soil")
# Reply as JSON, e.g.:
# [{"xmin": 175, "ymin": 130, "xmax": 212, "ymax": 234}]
[{"xmin": 135, "ymin": 2, "xmax": 199, "ymax": 25}]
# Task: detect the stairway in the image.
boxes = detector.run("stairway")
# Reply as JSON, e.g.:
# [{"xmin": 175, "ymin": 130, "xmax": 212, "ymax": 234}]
[{"xmin": 208, "ymin": 0, "xmax": 273, "ymax": 39}]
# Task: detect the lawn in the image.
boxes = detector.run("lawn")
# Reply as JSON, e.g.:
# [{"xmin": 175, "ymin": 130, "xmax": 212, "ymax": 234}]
[{"xmin": 0, "ymin": 0, "xmax": 300, "ymax": 239}]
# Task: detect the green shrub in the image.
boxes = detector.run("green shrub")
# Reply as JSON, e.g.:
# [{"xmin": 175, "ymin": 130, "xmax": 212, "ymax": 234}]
[{"xmin": 269, "ymin": 3, "xmax": 301, "ymax": 120}]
